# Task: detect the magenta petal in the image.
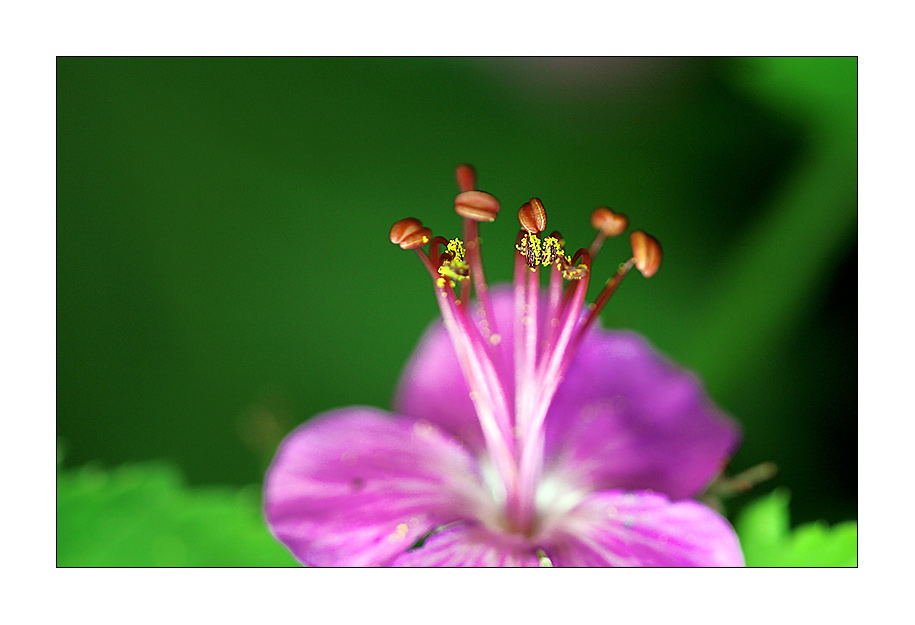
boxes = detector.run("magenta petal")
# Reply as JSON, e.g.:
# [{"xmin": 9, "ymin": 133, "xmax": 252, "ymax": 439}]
[
  {"xmin": 540, "ymin": 490, "xmax": 744, "ymax": 567},
  {"xmin": 545, "ymin": 331, "xmax": 740, "ymax": 499},
  {"xmin": 264, "ymin": 407, "xmax": 487, "ymax": 566},
  {"xmin": 390, "ymin": 522, "xmax": 542, "ymax": 567}
]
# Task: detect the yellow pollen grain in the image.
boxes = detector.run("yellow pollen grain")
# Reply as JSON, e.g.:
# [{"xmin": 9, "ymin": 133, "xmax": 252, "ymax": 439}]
[
  {"xmin": 469, "ymin": 391, "xmax": 478, "ymax": 401},
  {"xmin": 387, "ymin": 523, "xmax": 409, "ymax": 543},
  {"xmin": 606, "ymin": 506, "xmax": 618, "ymax": 517},
  {"xmin": 490, "ymin": 333, "xmax": 502, "ymax": 345}
]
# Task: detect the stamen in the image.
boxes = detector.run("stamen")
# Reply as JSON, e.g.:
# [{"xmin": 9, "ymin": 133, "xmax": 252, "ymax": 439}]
[
  {"xmin": 454, "ymin": 190, "xmax": 500, "ymax": 222},
  {"xmin": 395, "ymin": 226, "xmax": 518, "ymax": 500},
  {"xmin": 567, "ymin": 231, "xmax": 661, "ymax": 368},
  {"xmin": 512, "ymin": 198, "xmax": 551, "ymax": 473},
  {"xmin": 518, "ymin": 198, "xmax": 547, "ymax": 234},
  {"xmin": 630, "ymin": 230, "xmax": 662, "ymax": 278},
  {"xmin": 558, "ymin": 253, "xmax": 589, "ymax": 280},
  {"xmin": 510, "ymin": 220, "xmax": 544, "ymax": 532},
  {"xmin": 437, "ymin": 238, "xmax": 470, "ymax": 285},
  {"xmin": 591, "ymin": 207, "xmax": 629, "ymax": 236},
  {"xmin": 390, "ymin": 218, "xmax": 431, "ymax": 250},
  {"xmin": 546, "ymin": 232, "xmax": 565, "ymax": 310},
  {"xmin": 434, "ymin": 284, "xmax": 518, "ymax": 499},
  {"xmin": 539, "ymin": 246, "xmax": 590, "ymax": 362},
  {"xmin": 446, "ymin": 238, "xmax": 466, "ymax": 262},
  {"xmin": 453, "ymin": 168, "xmax": 502, "ymax": 364},
  {"xmin": 514, "ymin": 253, "xmax": 592, "ymax": 528},
  {"xmin": 391, "ymin": 167, "xmax": 663, "ymax": 536},
  {"xmin": 540, "ymin": 236, "xmax": 562, "ymax": 267},
  {"xmin": 543, "ymin": 232, "xmax": 565, "ymax": 352},
  {"xmin": 588, "ymin": 207, "xmax": 629, "ymax": 257},
  {"xmin": 517, "ymin": 232, "xmax": 570, "ymax": 272},
  {"xmin": 573, "ymin": 258, "xmax": 634, "ymax": 352},
  {"xmin": 427, "ymin": 235, "xmax": 452, "ymax": 269},
  {"xmin": 516, "ymin": 233, "xmax": 541, "ymax": 268}
]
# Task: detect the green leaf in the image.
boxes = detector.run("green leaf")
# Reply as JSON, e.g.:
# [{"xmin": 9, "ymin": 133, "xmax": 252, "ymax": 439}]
[
  {"xmin": 736, "ymin": 489, "xmax": 857, "ymax": 567},
  {"xmin": 57, "ymin": 461, "xmax": 299, "ymax": 567}
]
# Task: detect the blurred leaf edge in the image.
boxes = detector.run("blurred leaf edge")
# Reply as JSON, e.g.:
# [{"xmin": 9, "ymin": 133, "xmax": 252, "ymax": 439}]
[
  {"xmin": 736, "ymin": 488, "xmax": 857, "ymax": 567},
  {"xmin": 57, "ymin": 449, "xmax": 298, "ymax": 567}
]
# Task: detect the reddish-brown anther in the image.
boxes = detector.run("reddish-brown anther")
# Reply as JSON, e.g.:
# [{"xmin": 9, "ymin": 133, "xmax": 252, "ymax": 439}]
[
  {"xmin": 454, "ymin": 190, "xmax": 500, "ymax": 222},
  {"xmin": 518, "ymin": 198, "xmax": 547, "ymax": 233},
  {"xmin": 590, "ymin": 207, "xmax": 629, "ymax": 237},
  {"xmin": 630, "ymin": 230, "xmax": 662, "ymax": 278},
  {"xmin": 399, "ymin": 227, "xmax": 432, "ymax": 250},
  {"xmin": 390, "ymin": 218, "xmax": 432, "ymax": 250}
]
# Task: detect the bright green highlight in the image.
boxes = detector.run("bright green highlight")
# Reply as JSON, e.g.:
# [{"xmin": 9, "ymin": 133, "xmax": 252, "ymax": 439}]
[
  {"xmin": 57, "ymin": 458, "xmax": 298, "ymax": 567},
  {"xmin": 736, "ymin": 489, "xmax": 857, "ymax": 567}
]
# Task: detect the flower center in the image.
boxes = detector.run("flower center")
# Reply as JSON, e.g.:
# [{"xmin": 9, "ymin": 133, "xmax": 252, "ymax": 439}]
[{"xmin": 389, "ymin": 165, "xmax": 662, "ymax": 535}]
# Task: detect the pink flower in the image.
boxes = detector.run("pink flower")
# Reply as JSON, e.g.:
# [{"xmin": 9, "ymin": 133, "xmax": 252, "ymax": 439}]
[{"xmin": 264, "ymin": 166, "xmax": 743, "ymax": 566}]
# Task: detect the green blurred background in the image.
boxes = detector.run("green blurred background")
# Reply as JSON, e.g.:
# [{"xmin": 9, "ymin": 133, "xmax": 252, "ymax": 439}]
[{"xmin": 57, "ymin": 57, "xmax": 856, "ymax": 565}]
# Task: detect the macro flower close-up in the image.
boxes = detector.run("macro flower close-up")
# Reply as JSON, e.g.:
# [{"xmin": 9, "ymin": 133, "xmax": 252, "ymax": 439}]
[
  {"xmin": 264, "ymin": 166, "xmax": 743, "ymax": 566},
  {"xmin": 56, "ymin": 57, "xmax": 857, "ymax": 574}
]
